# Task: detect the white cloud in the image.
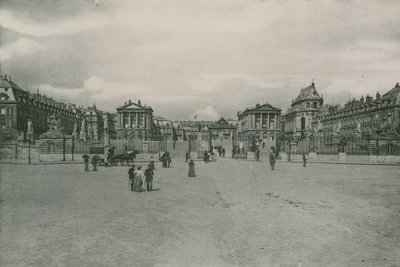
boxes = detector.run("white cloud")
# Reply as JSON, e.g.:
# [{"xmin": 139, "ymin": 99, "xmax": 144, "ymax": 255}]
[
  {"xmin": 0, "ymin": 38, "xmax": 41, "ymax": 61},
  {"xmin": 0, "ymin": 9, "xmax": 109, "ymax": 37},
  {"xmin": 190, "ymin": 106, "xmax": 220, "ymax": 121}
]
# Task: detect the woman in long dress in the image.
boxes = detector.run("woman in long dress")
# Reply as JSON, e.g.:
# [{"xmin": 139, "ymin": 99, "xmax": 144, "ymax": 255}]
[
  {"xmin": 133, "ymin": 165, "xmax": 144, "ymax": 192},
  {"xmin": 188, "ymin": 160, "xmax": 196, "ymax": 177}
]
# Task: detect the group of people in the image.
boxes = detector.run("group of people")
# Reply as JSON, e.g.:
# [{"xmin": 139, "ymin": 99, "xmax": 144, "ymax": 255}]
[
  {"xmin": 159, "ymin": 152, "xmax": 172, "ymax": 168},
  {"xmin": 128, "ymin": 156, "xmax": 155, "ymax": 192}
]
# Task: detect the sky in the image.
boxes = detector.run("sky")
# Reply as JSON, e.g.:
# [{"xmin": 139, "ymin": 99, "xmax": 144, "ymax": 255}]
[{"xmin": 0, "ymin": 0, "xmax": 399, "ymax": 121}]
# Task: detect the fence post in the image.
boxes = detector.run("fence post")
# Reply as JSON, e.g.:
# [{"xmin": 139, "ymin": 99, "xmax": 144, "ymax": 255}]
[
  {"xmin": 28, "ymin": 142, "xmax": 31, "ymax": 164},
  {"xmin": 72, "ymin": 136, "xmax": 74, "ymax": 161},
  {"xmin": 63, "ymin": 136, "xmax": 66, "ymax": 161},
  {"xmin": 15, "ymin": 143, "xmax": 18, "ymax": 159}
]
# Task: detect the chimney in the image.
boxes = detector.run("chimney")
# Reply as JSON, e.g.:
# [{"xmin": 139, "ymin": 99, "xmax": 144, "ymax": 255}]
[
  {"xmin": 128, "ymin": 99, "xmax": 131, "ymax": 104},
  {"xmin": 138, "ymin": 99, "xmax": 141, "ymax": 106},
  {"xmin": 376, "ymin": 92, "xmax": 381, "ymax": 100},
  {"xmin": 256, "ymin": 103, "xmax": 260, "ymax": 107},
  {"xmin": 396, "ymin": 82, "xmax": 400, "ymax": 88}
]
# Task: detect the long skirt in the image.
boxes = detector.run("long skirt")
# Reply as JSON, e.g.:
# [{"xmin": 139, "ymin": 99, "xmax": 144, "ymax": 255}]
[
  {"xmin": 188, "ymin": 166, "xmax": 196, "ymax": 177},
  {"xmin": 133, "ymin": 177, "xmax": 142, "ymax": 192}
]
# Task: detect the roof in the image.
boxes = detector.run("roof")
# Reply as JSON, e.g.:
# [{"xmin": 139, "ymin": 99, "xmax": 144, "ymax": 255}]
[
  {"xmin": 292, "ymin": 83, "xmax": 323, "ymax": 106},
  {"xmin": 382, "ymin": 82, "xmax": 400, "ymax": 105},
  {"xmin": 0, "ymin": 77, "xmax": 29, "ymax": 102},
  {"xmin": 208, "ymin": 117, "xmax": 237, "ymax": 129},
  {"xmin": 238, "ymin": 103, "xmax": 281, "ymax": 118},
  {"xmin": 117, "ymin": 101, "xmax": 153, "ymax": 111}
]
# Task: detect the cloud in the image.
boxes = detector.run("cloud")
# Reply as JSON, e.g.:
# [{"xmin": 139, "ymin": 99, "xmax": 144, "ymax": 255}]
[
  {"xmin": 0, "ymin": 9, "xmax": 109, "ymax": 37},
  {"xmin": 190, "ymin": 106, "xmax": 220, "ymax": 121},
  {"xmin": 0, "ymin": 38, "xmax": 41, "ymax": 61}
]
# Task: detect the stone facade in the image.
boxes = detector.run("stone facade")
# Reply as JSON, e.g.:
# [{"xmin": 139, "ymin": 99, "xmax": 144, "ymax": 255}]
[
  {"xmin": 237, "ymin": 103, "xmax": 281, "ymax": 146},
  {"xmin": 153, "ymin": 115, "xmax": 176, "ymax": 141},
  {"xmin": 284, "ymin": 82, "xmax": 324, "ymax": 140},
  {"xmin": 320, "ymin": 83, "xmax": 400, "ymax": 139},
  {"xmin": 208, "ymin": 117, "xmax": 237, "ymax": 141},
  {"xmin": 0, "ymin": 75, "xmax": 81, "ymax": 141},
  {"xmin": 115, "ymin": 100, "xmax": 157, "ymax": 140}
]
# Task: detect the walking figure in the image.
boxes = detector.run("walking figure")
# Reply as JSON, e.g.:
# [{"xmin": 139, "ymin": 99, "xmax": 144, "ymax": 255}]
[
  {"xmin": 185, "ymin": 151, "xmax": 190, "ymax": 162},
  {"xmin": 144, "ymin": 164, "xmax": 154, "ymax": 192},
  {"xmin": 133, "ymin": 165, "xmax": 144, "ymax": 192},
  {"xmin": 128, "ymin": 165, "xmax": 135, "ymax": 191},
  {"xmin": 255, "ymin": 146, "xmax": 260, "ymax": 161},
  {"xmin": 188, "ymin": 160, "xmax": 196, "ymax": 177},
  {"xmin": 83, "ymin": 154, "xmax": 90, "ymax": 171},
  {"xmin": 149, "ymin": 156, "xmax": 155, "ymax": 170},
  {"xmin": 269, "ymin": 147, "xmax": 276, "ymax": 170},
  {"xmin": 302, "ymin": 153, "xmax": 307, "ymax": 167}
]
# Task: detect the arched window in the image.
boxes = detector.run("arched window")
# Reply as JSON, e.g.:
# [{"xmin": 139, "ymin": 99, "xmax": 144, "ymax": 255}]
[
  {"xmin": 313, "ymin": 102, "xmax": 318, "ymax": 108},
  {"xmin": 306, "ymin": 102, "xmax": 310, "ymax": 108}
]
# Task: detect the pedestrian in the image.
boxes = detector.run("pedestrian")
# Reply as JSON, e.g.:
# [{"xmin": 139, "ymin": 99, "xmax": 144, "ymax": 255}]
[
  {"xmin": 149, "ymin": 156, "xmax": 155, "ymax": 170},
  {"xmin": 204, "ymin": 151, "xmax": 209, "ymax": 163},
  {"xmin": 128, "ymin": 165, "xmax": 135, "ymax": 191},
  {"xmin": 144, "ymin": 164, "xmax": 154, "ymax": 192},
  {"xmin": 167, "ymin": 152, "xmax": 172, "ymax": 167},
  {"xmin": 185, "ymin": 151, "xmax": 190, "ymax": 162},
  {"xmin": 269, "ymin": 147, "xmax": 276, "ymax": 170},
  {"xmin": 255, "ymin": 146, "xmax": 260, "ymax": 161},
  {"xmin": 188, "ymin": 160, "xmax": 196, "ymax": 177},
  {"xmin": 83, "ymin": 154, "xmax": 90, "ymax": 171},
  {"xmin": 133, "ymin": 165, "xmax": 144, "ymax": 192},
  {"xmin": 222, "ymin": 148, "xmax": 225, "ymax": 157},
  {"xmin": 302, "ymin": 153, "xmax": 307, "ymax": 167}
]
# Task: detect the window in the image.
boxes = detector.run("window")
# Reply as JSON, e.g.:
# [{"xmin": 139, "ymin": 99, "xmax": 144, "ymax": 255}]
[
  {"xmin": 0, "ymin": 108, "xmax": 5, "ymax": 115},
  {"xmin": 313, "ymin": 102, "xmax": 318, "ymax": 108},
  {"xmin": 0, "ymin": 118, "xmax": 5, "ymax": 127},
  {"xmin": 306, "ymin": 102, "xmax": 310, "ymax": 108}
]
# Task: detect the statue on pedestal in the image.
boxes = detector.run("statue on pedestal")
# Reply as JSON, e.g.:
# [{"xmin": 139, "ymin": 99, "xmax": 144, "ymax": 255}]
[
  {"xmin": 80, "ymin": 119, "xmax": 87, "ymax": 141},
  {"xmin": 27, "ymin": 119, "xmax": 34, "ymax": 142}
]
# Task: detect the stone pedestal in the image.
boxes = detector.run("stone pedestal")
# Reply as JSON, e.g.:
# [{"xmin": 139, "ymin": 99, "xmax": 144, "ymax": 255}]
[{"xmin": 338, "ymin": 152, "xmax": 346, "ymax": 162}]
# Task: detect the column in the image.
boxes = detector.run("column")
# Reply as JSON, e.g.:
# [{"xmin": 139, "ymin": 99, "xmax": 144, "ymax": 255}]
[
  {"xmin": 252, "ymin": 113, "xmax": 256, "ymax": 129},
  {"xmin": 128, "ymin": 112, "xmax": 132, "ymax": 128},
  {"xmin": 118, "ymin": 113, "xmax": 121, "ymax": 128},
  {"xmin": 121, "ymin": 113, "xmax": 125, "ymax": 128},
  {"xmin": 267, "ymin": 113, "xmax": 270, "ymax": 129},
  {"xmin": 260, "ymin": 113, "xmax": 263, "ymax": 129},
  {"xmin": 136, "ymin": 112, "xmax": 139, "ymax": 128},
  {"xmin": 274, "ymin": 114, "xmax": 277, "ymax": 129}
]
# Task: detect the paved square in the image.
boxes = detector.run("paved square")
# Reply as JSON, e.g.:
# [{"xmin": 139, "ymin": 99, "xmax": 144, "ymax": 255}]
[{"xmin": 1, "ymin": 160, "xmax": 399, "ymax": 266}]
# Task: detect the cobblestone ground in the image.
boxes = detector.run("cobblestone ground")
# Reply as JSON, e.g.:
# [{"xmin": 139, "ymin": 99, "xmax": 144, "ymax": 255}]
[{"xmin": 0, "ymin": 159, "xmax": 399, "ymax": 266}]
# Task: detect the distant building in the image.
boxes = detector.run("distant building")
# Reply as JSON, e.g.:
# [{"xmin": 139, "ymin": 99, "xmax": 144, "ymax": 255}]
[
  {"xmin": 81, "ymin": 104, "xmax": 104, "ymax": 142},
  {"xmin": 284, "ymin": 82, "xmax": 324, "ymax": 140},
  {"xmin": 0, "ymin": 75, "xmax": 80, "ymax": 141},
  {"xmin": 153, "ymin": 115, "xmax": 176, "ymax": 141},
  {"xmin": 321, "ymin": 83, "xmax": 400, "ymax": 139},
  {"xmin": 115, "ymin": 99, "xmax": 157, "ymax": 140},
  {"xmin": 237, "ymin": 102, "xmax": 281, "ymax": 149},
  {"xmin": 208, "ymin": 117, "xmax": 237, "ymax": 141},
  {"xmin": 177, "ymin": 120, "xmax": 212, "ymax": 141}
]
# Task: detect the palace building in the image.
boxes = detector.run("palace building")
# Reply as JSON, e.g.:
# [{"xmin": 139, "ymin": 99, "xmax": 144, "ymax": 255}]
[
  {"xmin": 284, "ymin": 82, "xmax": 324, "ymax": 140},
  {"xmin": 237, "ymin": 102, "xmax": 281, "ymax": 149},
  {"xmin": 115, "ymin": 99, "xmax": 157, "ymax": 140},
  {"xmin": 320, "ymin": 83, "xmax": 400, "ymax": 139},
  {"xmin": 0, "ymin": 75, "xmax": 81, "ymax": 141}
]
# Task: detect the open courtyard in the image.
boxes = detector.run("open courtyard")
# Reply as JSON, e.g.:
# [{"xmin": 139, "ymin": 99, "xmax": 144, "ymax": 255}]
[{"xmin": 0, "ymin": 159, "xmax": 399, "ymax": 266}]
